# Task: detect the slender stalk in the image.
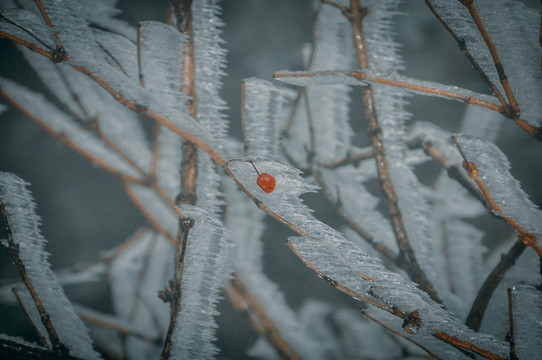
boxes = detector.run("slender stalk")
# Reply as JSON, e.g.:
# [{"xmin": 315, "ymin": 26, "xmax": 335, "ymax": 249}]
[
  {"xmin": 347, "ymin": 0, "xmax": 442, "ymax": 304},
  {"xmin": 465, "ymin": 239, "xmax": 526, "ymax": 331},
  {"xmin": 459, "ymin": 0, "xmax": 519, "ymax": 116},
  {"xmin": 160, "ymin": 208, "xmax": 194, "ymax": 360},
  {"xmin": 0, "ymin": 195, "xmax": 70, "ymax": 357},
  {"xmin": 431, "ymin": 332, "xmax": 505, "ymax": 360},
  {"xmin": 273, "ymin": 70, "xmax": 504, "ymax": 113},
  {"xmin": 12, "ymin": 288, "xmax": 50, "ymax": 349},
  {"xmin": 423, "ymin": 0, "xmax": 507, "ymax": 108}
]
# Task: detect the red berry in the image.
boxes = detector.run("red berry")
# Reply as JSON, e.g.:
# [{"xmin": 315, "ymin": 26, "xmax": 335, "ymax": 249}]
[{"xmin": 257, "ymin": 173, "xmax": 276, "ymax": 193}]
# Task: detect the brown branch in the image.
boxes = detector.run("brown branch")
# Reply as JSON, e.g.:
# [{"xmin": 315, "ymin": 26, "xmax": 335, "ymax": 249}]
[
  {"xmin": 347, "ymin": 0, "xmax": 442, "ymax": 304},
  {"xmin": 0, "ymin": 195, "xmax": 70, "ymax": 357},
  {"xmin": 431, "ymin": 332, "xmax": 505, "ymax": 360},
  {"xmin": 0, "ymin": 30, "xmax": 54, "ymax": 60},
  {"xmin": 465, "ymin": 239, "xmax": 526, "ymax": 331},
  {"xmin": 12, "ymin": 288, "xmax": 50, "ymax": 349},
  {"xmin": 459, "ymin": 0, "xmax": 519, "ymax": 117},
  {"xmin": 362, "ymin": 311, "xmax": 442, "ymax": 360},
  {"xmin": 275, "ymin": 69, "xmax": 503, "ymax": 111},
  {"xmin": 225, "ymin": 274, "xmax": 301, "ymax": 360},
  {"xmin": 423, "ymin": 0, "xmax": 508, "ymax": 108},
  {"xmin": 349, "ymin": 70, "xmax": 503, "ymax": 112},
  {"xmin": 33, "ymin": 0, "xmax": 53, "ymax": 27}
]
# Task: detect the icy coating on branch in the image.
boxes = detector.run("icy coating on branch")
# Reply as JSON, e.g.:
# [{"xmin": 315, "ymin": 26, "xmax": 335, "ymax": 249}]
[
  {"xmin": 0, "ymin": 172, "xmax": 101, "ymax": 359},
  {"xmin": 169, "ymin": 205, "xmax": 233, "ymax": 359},
  {"xmin": 454, "ymin": 134, "xmax": 542, "ymax": 241},
  {"xmin": 427, "ymin": 0, "xmax": 542, "ymax": 126}
]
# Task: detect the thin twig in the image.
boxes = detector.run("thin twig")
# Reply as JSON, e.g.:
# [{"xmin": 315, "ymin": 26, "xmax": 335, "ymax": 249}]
[
  {"xmin": 225, "ymin": 274, "xmax": 301, "ymax": 360},
  {"xmin": 423, "ymin": 0, "xmax": 508, "ymax": 108},
  {"xmin": 459, "ymin": 0, "xmax": 519, "ymax": 116},
  {"xmin": 346, "ymin": 0, "xmax": 442, "ymax": 304},
  {"xmin": 465, "ymin": 239, "xmax": 526, "ymax": 331},
  {"xmin": 273, "ymin": 71, "xmax": 504, "ymax": 113},
  {"xmin": 0, "ymin": 195, "xmax": 70, "ymax": 357},
  {"xmin": 431, "ymin": 332, "xmax": 505, "ymax": 360},
  {"xmin": 362, "ymin": 311, "xmax": 442, "ymax": 360},
  {"xmin": 12, "ymin": 288, "xmax": 50, "ymax": 349},
  {"xmin": 160, "ymin": 208, "xmax": 194, "ymax": 360}
]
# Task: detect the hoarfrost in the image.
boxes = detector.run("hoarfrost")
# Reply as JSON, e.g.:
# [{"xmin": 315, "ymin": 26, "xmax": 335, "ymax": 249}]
[
  {"xmin": 169, "ymin": 205, "xmax": 234, "ymax": 359},
  {"xmin": 0, "ymin": 172, "xmax": 101, "ymax": 359}
]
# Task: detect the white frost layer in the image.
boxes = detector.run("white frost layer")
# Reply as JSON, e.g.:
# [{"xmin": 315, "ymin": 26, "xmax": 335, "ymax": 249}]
[
  {"xmin": 169, "ymin": 205, "xmax": 234, "ymax": 360},
  {"xmin": 0, "ymin": 172, "xmax": 101, "ymax": 359},
  {"xmin": 227, "ymin": 157, "xmax": 507, "ymax": 356},
  {"xmin": 274, "ymin": 70, "xmax": 500, "ymax": 107},
  {"xmin": 225, "ymin": 181, "xmax": 329, "ymax": 359},
  {"xmin": 455, "ymin": 134, "xmax": 542, "ymax": 241},
  {"xmin": 428, "ymin": 0, "xmax": 542, "ymax": 126}
]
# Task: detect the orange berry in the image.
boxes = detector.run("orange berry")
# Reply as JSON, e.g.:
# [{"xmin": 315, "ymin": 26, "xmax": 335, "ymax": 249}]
[{"xmin": 257, "ymin": 173, "xmax": 276, "ymax": 193}]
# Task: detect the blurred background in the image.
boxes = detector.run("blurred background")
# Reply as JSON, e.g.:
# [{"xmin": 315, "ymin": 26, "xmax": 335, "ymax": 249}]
[{"xmin": 0, "ymin": 1, "xmax": 540, "ymax": 358}]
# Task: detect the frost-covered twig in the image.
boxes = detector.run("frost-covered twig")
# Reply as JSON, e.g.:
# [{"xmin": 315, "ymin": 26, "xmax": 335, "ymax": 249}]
[
  {"xmin": 344, "ymin": 0, "xmax": 442, "ymax": 304},
  {"xmin": 224, "ymin": 274, "xmax": 301, "ymax": 360},
  {"xmin": 452, "ymin": 137, "xmax": 542, "ymax": 257},
  {"xmin": 11, "ymin": 288, "xmax": 49, "ymax": 349},
  {"xmin": 423, "ymin": 0, "xmax": 507, "ymax": 108},
  {"xmin": 0, "ymin": 194, "xmax": 70, "ymax": 358},
  {"xmin": 159, "ymin": 208, "xmax": 194, "ymax": 360},
  {"xmin": 274, "ymin": 70, "xmax": 503, "ymax": 112},
  {"xmin": 458, "ymin": 0, "xmax": 519, "ymax": 116}
]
